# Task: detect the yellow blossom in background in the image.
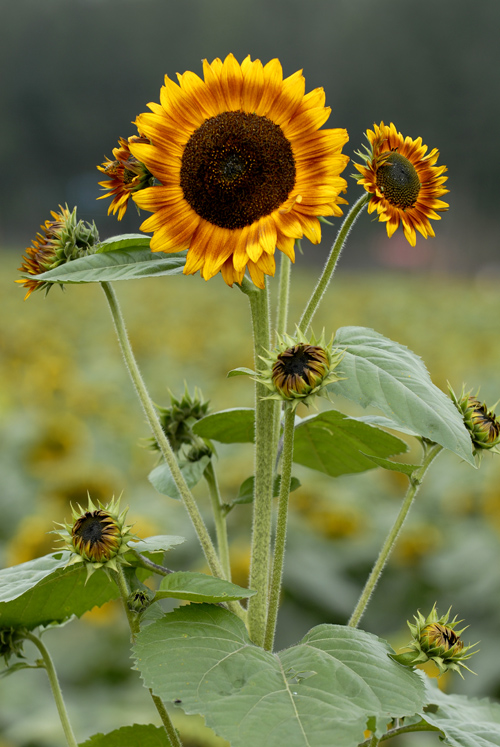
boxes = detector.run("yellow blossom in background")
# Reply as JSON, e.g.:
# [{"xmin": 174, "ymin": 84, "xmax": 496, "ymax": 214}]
[
  {"xmin": 354, "ymin": 121, "xmax": 449, "ymax": 246},
  {"xmin": 129, "ymin": 53, "xmax": 349, "ymax": 288}
]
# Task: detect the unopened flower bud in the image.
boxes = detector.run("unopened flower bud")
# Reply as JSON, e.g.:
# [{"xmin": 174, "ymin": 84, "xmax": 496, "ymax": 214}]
[{"xmin": 449, "ymin": 384, "xmax": 500, "ymax": 459}]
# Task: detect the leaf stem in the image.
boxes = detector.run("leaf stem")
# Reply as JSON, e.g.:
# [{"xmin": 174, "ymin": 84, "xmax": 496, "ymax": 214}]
[
  {"xmin": 348, "ymin": 442, "xmax": 443, "ymax": 628},
  {"xmin": 112, "ymin": 567, "xmax": 183, "ymax": 747},
  {"xmin": 241, "ymin": 279, "xmax": 278, "ymax": 646},
  {"xmin": 204, "ymin": 461, "xmax": 231, "ymax": 581},
  {"xmin": 298, "ymin": 194, "xmax": 368, "ymax": 334},
  {"xmin": 264, "ymin": 404, "xmax": 295, "ymax": 651},
  {"xmin": 357, "ymin": 720, "xmax": 441, "ymax": 746},
  {"xmin": 24, "ymin": 631, "xmax": 78, "ymax": 747},
  {"xmin": 100, "ymin": 283, "xmax": 225, "ymax": 582}
]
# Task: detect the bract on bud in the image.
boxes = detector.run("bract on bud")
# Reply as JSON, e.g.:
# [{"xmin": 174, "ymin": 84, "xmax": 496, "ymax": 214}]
[
  {"xmin": 392, "ymin": 604, "xmax": 478, "ymax": 678},
  {"xmin": 53, "ymin": 495, "xmax": 136, "ymax": 579},
  {"xmin": 16, "ymin": 205, "xmax": 99, "ymax": 299},
  {"xmin": 151, "ymin": 385, "xmax": 212, "ymax": 458},
  {"xmin": 449, "ymin": 384, "xmax": 500, "ymax": 459},
  {"xmin": 0, "ymin": 627, "xmax": 27, "ymax": 665},
  {"xmin": 257, "ymin": 330, "xmax": 344, "ymax": 410}
]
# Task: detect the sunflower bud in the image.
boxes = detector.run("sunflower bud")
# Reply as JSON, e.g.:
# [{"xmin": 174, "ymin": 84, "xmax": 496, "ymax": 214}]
[
  {"xmin": 449, "ymin": 384, "xmax": 500, "ymax": 459},
  {"xmin": 97, "ymin": 134, "xmax": 155, "ymax": 220},
  {"xmin": 257, "ymin": 330, "xmax": 344, "ymax": 410},
  {"xmin": 17, "ymin": 205, "xmax": 99, "ymax": 299},
  {"xmin": 151, "ymin": 385, "xmax": 212, "ymax": 458},
  {"xmin": 54, "ymin": 495, "xmax": 136, "ymax": 579},
  {"xmin": 392, "ymin": 604, "xmax": 478, "ymax": 678},
  {"xmin": 0, "ymin": 627, "xmax": 27, "ymax": 665},
  {"xmin": 127, "ymin": 589, "xmax": 154, "ymax": 614}
]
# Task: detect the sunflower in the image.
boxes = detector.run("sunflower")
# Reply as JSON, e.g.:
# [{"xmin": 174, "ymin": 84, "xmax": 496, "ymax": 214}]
[
  {"xmin": 128, "ymin": 54, "xmax": 349, "ymax": 288},
  {"xmin": 17, "ymin": 205, "xmax": 99, "ymax": 299},
  {"xmin": 354, "ymin": 121, "xmax": 449, "ymax": 246},
  {"xmin": 97, "ymin": 135, "xmax": 155, "ymax": 220}
]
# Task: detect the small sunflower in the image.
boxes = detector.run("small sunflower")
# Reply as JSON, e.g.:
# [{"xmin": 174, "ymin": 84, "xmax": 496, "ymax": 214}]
[
  {"xmin": 97, "ymin": 135, "xmax": 155, "ymax": 220},
  {"xmin": 17, "ymin": 205, "xmax": 99, "ymax": 299},
  {"xmin": 128, "ymin": 53, "xmax": 349, "ymax": 288},
  {"xmin": 449, "ymin": 384, "xmax": 500, "ymax": 458},
  {"xmin": 53, "ymin": 495, "xmax": 136, "ymax": 579},
  {"xmin": 354, "ymin": 121, "xmax": 449, "ymax": 246}
]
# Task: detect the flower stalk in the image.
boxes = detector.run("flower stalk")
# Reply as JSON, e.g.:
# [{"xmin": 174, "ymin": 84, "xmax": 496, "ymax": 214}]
[
  {"xmin": 298, "ymin": 193, "xmax": 368, "ymax": 334},
  {"xmin": 264, "ymin": 403, "xmax": 296, "ymax": 651},
  {"xmin": 100, "ymin": 281, "xmax": 244, "ymax": 620},
  {"xmin": 241, "ymin": 279, "xmax": 278, "ymax": 646},
  {"xmin": 348, "ymin": 442, "xmax": 443, "ymax": 628},
  {"xmin": 204, "ymin": 460, "xmax": 232, "ymax": 582},
  {"xmin": 24, "ymin": 632, "xmax": 78, "ymax": 747}
]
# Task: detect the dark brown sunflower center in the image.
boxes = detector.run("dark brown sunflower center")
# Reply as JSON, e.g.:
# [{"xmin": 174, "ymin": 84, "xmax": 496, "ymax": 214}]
[
  {"xmin": 73, "ymin": 512, "xmax": 109, "ymax": 544},
  {"xmin": 376, "ymin": 151, "xmax": 421, "ymax": 209},
  {"xmin": 272, "ymin": 344, "xmax": 329, "ymax": 397},
  {"xmin": 180, "ymin": 111, "xmax": 296, "ymax": 229}
]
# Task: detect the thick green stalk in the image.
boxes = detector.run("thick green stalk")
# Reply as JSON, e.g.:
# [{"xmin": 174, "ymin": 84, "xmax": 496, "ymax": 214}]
[
  {"xmin": 298, "ymin": 194, "xmax": 368, "ymax": 334},
  {"xmin": 113, "ymin": 567, "xmax": 183, "ymax": 747},
  {"xmin": 241, "ymin": 280, "xmax": 277, "ymax": 646},
  {"xmin": 348, "ymin": 443, "xmax": 443, "ymax": 628},
  {"xmin": 264, "ymin": 404, "xmax": 295, "ymax": 651},
  {"xmin": 204, "ymin": 461, "xmax": 231, "ymax": 581},
  {"xmin": 100, "ymin": 282, "xmax": 222, "ymax": 578},
  {"xmin": 275, "ymin": 251, "xmax": 292, "ymax": 339},
  {"xmin": 25, "ymin": 632, "xmax": 78, "ymax": 747}
]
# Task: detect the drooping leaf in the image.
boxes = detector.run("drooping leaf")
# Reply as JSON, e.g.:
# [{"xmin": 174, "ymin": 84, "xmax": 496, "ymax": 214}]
[
  {"xmin": 0, "ymin": 552, "xmax": 120, "ymax": 629},
  {"xmin": 329, "ymin": 327, "xmax": 474, "ymax": 465},
  {"xmin": 227, "ymin": 367, "xmax": 255, "ymax": 378},
  {"xmin": 32, "ymin": 247, "xmax": 186, "ymax": 284},
  {"xmin": 133, "ymin": 605, "xmax": 425, "ymax": 747},
  {"xmin": 293, "ymin": 409, "xmax": 407, "ymax": 477},
  {"xmin": 193, "ymin": 408, "xmax": 255, "ymax": 444},
  {"xmin": 148, "ymin": 456, "xmax": 210, "ymax": 500},
  {"xmin": 232, "ymin": 474, "xmax": 301, "ymax": 507},
  {"xmin": 421, "ymin": 681, "xmax": 500, "ymax": 746},
  {"xmin": 79, "ymin": 724, "xmax": 171, "ymax": 747},
  {"xmin": 154, "ymin": 572, "xmax": 255, "ymax": 604}
]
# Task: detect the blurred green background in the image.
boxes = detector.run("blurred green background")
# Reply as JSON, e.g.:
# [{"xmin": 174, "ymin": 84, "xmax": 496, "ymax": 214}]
[{"xmin": 2, "ymin": 0, "xmax": 500, "ymax": 745}]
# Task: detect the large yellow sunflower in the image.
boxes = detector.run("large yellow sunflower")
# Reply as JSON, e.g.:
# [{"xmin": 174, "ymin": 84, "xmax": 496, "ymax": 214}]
[
  {"xmin": 354, "ymin": 121, "xmax": 449, "ymax": 246},
  {"xmin": 129, "ymin": 54, "xmax": 349, "ymax": 288}
]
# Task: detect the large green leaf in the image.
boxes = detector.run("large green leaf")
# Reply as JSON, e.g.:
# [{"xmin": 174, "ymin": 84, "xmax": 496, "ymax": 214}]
[
  {"xmin": 79, "ymin": 724, "xmax": 170, "ymax": 747},
  {"xmin": 0, "ymin": 552, "xmax": 120, "ymax": 628},
  {"xmin": 293, "ymin": 409, "xmax": 407, "ymax": 477},
  {"xmin": 127, "ymin": 535, "xmax": 186, "ymax": 554},
  {"xmin": 133, "ymin": 605, "xmax": 425, "ymax": 747},
  {"xmin": 193, "ymin": 408, "xmax": 255, "ymax": 444},
  {"xmin": 95, "ymin": 234, "xmax": 152, "ymax": 252},
  {"xmin": 329, "ymin": 327, "xmax": 474, "ymax": 465},
  {"xmin": 421, "ymin": 682, "xmax": 500, "ymax": 746},
  {"xmin": 148, "ymin": 456, "xmax": 210, "ymax": 499},
  {"xmin": 154, "ymin": 572, "xmax": 255, "ymax": 604},
  {"xmin": 32, "ymin": 245, "xmax": 186, "ymax": 284}
]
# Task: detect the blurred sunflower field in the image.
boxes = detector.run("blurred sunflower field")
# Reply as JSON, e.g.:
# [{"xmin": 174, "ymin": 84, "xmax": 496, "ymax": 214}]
[{"xmin": 2, "ymin": 248, "xmax": 500, "ymax": 746}]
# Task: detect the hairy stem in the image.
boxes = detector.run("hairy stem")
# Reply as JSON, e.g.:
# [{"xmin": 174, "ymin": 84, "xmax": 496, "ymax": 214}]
[
  {"xmin": 241, "ymin": 279, "xmax": 278, "ymax": 646},
  {"xmin": 113, "ymin": 567, "xmax": 183, "ymax": 747},
  {"xmin": 298, "ymin": 194, "xmax": 368, "ymax": 334},
  {"xmin": 100, "ymin": 283, "xmax": 239, "ymax": 600},
  {"xmin": 204, "ymin": 461, "xmax": 231, "ymax": 581},
  {"xmin": 348, "ymin": 443, "xmax": 443, "ymax": 628},
  {"xmin": 264, "ymin": 404, "xmax": 295, "ymax": 651},
  {"xmin": 25, "ymin": 632, "xmax": 78, "ymax": 747}
]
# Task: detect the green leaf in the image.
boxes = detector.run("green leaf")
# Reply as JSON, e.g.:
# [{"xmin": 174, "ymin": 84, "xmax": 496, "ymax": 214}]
[
  {"xmin": 360, "ymin": 453, "xmax": 420, "ymax": 476},
  {"xmin": 293, "ymin": 409, "xmax": 407, "ymax": 477},
  {"xmin": 193, "ymin": 408, "xmax": 255, "ymax": 444},
  {"xmin": 421, "ymin": 681, "xmax": 500, "ymax": 746},
  {"xmin": 127, "ymin": 535, "xmax": 186, "ymax": 554},
  {"xmin": 133, "ymin": 605, "xmax": 425, "ymax": 747},
  {"xmin": 0, "ymin": 552, "xmax": 120, "ymax": 629},
  {"xmin": 227, "ymin": 367, "xmax": 255, "ymax": 378},
  {"xmin": 33, "ymin": 248, "xmax": 186, "ymax": 284},
  {"xmin": 79, "ymin": 724, "xmax": 171, "ymax": 747},
  {"xmin": 329, "ymin": 326, "xmax": 474, "ymax": 465},
  {"xmin": 154, "ymin": 572, "xmax": 255, "ymax": 604},
  {"xmin": 95, "ymin": 234, "xmax": 152, "ymax": 252},
  {"xmin": 233, "ymin": 475, "xmax": 301, "ymax": 506},
  {"xmin": 148, "ymin": 456, "xmax": 210, "ymax": 499}
]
